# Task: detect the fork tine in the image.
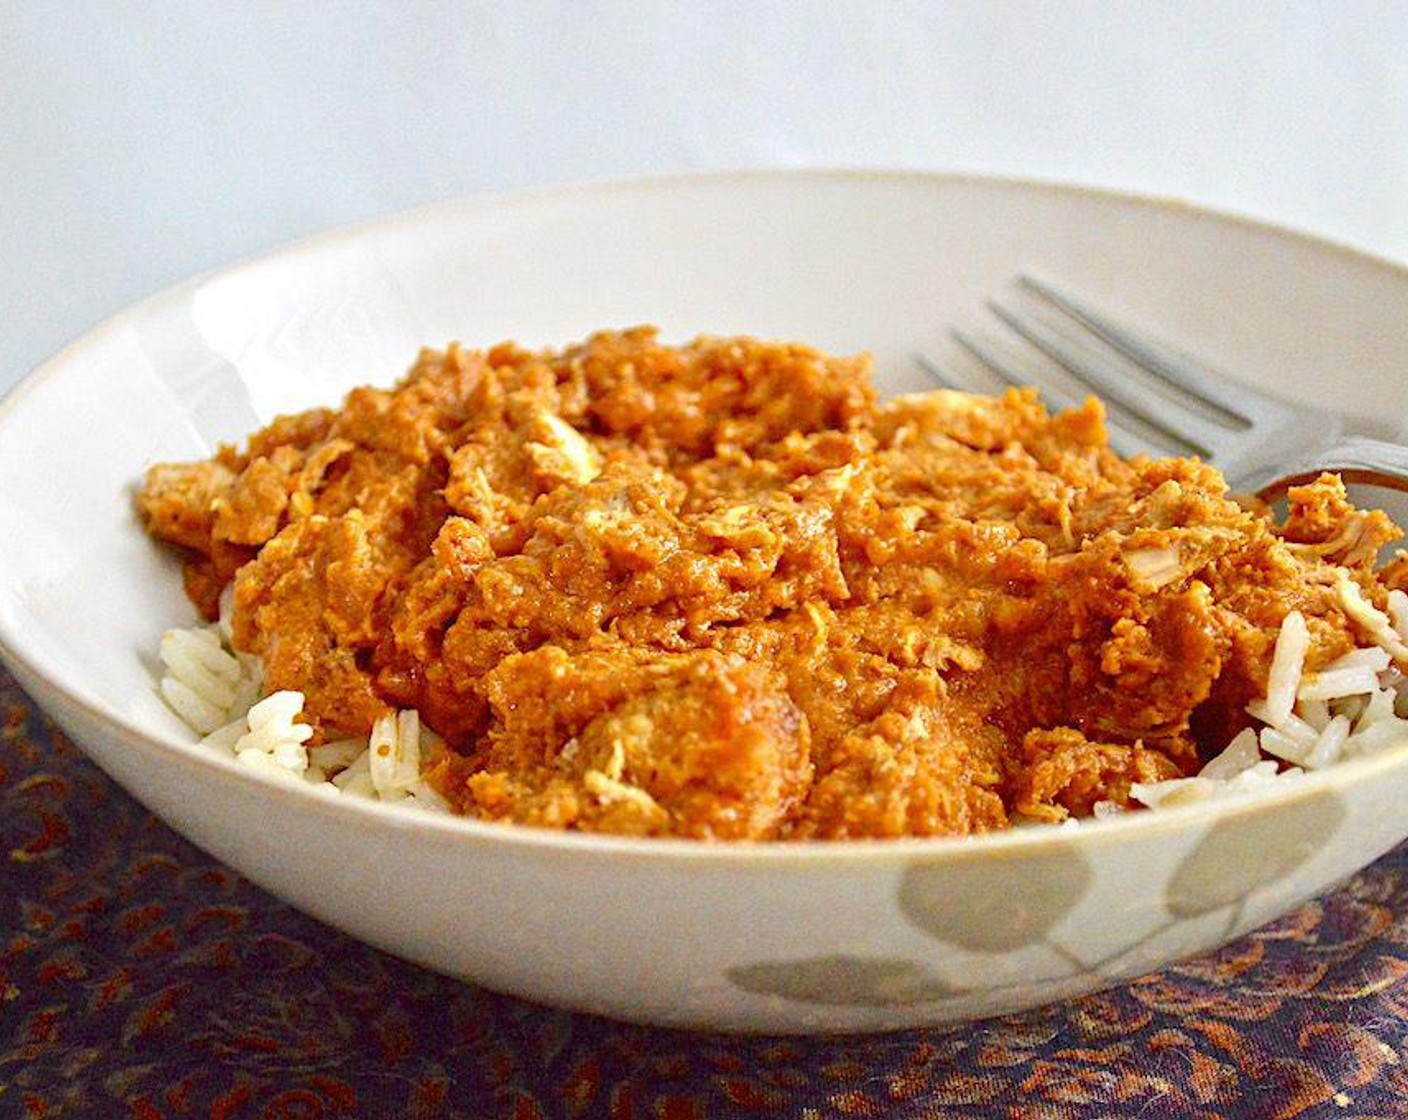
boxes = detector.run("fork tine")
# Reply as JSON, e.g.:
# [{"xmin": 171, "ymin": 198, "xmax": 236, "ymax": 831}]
[
  {"xmin": 1016, "ymin": 274, "xmax": 1258, "ymax": 427},
  {"xmin": 943, "ymin": 327, "xmax": 1191, "ymax": 459},
  {"xmin": 985, "ymin": 299, "xmax": 1219, "ymax": 460},
  {"xmin": 950, "ymin": 328, "xmax": 1078, "ymax": 411},
  {"xmin": 912, "ymin": 352, "xmax": 964, "ymax": 390}
]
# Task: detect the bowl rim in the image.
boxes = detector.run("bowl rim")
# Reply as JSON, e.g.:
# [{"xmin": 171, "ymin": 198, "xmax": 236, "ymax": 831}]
[{"xmin": 4, "ymin": 165, "xmax": 1408, "ymax": 867}]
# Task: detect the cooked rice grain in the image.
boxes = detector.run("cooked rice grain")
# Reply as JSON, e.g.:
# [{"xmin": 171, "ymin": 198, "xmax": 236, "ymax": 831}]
[
  {"xmin": 158, "ymin": 623, "xmax": 261, "ymax": 734},
  {"xmin": 1132, "ymin": 572, "xmax": 1408, "ymax": 811},
  {"xmin": 157, "ymin": 620, "xmax": 445, "ymax": 811}
]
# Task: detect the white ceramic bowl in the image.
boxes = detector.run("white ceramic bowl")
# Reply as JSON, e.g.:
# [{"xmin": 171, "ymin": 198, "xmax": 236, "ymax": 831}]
[{"xmin": 6, "ymin": 171, "xmax": 1408, "ymax": 1034}]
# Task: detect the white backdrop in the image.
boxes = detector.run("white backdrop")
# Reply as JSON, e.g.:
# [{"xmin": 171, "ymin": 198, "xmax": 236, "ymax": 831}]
[{"xmin": 5, "ymin": 1, "xmax": 1408, "ymax": 394}]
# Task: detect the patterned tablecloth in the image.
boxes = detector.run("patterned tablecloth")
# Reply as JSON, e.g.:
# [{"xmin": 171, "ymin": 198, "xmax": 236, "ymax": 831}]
[{"xmin": 6, "ymin": 664, "xmax": 1408, "ymax": 1120}]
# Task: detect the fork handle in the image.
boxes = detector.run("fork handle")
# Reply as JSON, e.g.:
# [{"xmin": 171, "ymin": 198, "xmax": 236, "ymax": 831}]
[{"xmin": 1242, "ymin": 437, "xmax": 1408, "ymax": 501}]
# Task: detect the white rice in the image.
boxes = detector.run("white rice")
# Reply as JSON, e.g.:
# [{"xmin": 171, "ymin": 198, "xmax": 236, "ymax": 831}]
[
  {"xmin": 1126, "ymin": 573, "xmax": 1408, "ymax": 814},
  {"xmin": 156, "ymin": 600, "xmax": 448, "ymax": 811},
  {"xmin": 156, "ymin": 567, "xmax": 1408, "ymax": 823}
]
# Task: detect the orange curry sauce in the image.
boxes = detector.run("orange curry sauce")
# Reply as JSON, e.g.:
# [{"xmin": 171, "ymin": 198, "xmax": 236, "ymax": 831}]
[{"xmin": 139, "ymin": 329, "xmax": 1403, "ymax": 839}]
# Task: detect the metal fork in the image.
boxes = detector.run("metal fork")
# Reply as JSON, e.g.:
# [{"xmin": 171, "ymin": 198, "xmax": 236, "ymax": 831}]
[{"xmin": 917, "ymin": 274, "xmax": 1408, "ymax": 499}]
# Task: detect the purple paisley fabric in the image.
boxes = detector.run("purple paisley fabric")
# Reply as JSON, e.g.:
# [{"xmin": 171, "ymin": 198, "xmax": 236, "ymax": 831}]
[{"xmin": 4, "ymin": 663, "xmax": 1407, "ymax": 1120}]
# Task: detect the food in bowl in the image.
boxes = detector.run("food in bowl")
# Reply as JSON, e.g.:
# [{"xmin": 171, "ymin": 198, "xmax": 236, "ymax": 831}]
[{"xmin": 138, "ymin": 328, "xmax": 1408, "ymax": 840}]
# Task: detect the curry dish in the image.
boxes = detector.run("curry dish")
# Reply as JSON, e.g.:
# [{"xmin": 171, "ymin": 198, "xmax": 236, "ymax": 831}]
[{"xmin": 139, "ymin": 329, "xmax": 1405, "ymax": 839}]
